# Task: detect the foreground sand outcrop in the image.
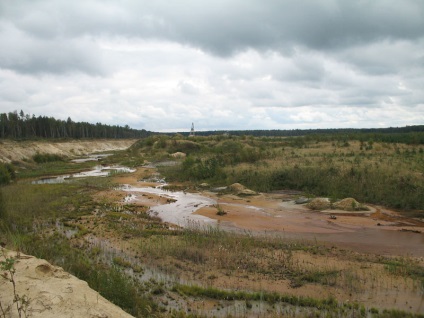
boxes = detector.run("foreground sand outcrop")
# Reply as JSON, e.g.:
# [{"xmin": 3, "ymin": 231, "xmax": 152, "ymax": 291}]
[
  {"xmin": 0, "ymin": 249, "xmax": 134, "ymax": 318},
  {"xmin": 0, "ymin": 139, "xmax": 136, "ymax": 163}
]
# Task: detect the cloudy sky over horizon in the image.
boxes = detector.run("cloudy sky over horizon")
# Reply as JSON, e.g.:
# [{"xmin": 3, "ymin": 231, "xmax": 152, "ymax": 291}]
[{"xmin": 0, "ymin": 0, "xmax": 423, "ymax": 132}]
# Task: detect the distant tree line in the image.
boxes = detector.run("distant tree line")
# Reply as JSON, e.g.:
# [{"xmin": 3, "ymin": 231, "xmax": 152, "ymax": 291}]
[
  {"xmin": 0, "ymin": 110, "xmax": 151, "ymax": 139},
  {"xmin": 179, "ymin": 126, "xmax": 424, "ymax": 145}
]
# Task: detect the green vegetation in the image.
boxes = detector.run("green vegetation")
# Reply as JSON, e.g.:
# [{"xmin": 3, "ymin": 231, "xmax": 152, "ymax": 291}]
[
  {"xmin": 25, "ymin": 234, "xmax": 157, "ymax": 317},
  {"xmin": 0, "ymin": 110, "xmax": 150, "ymax": 139},
  {"xmin": 32, "ymin": 153, "xmax": 65, "ymax": 163},
  {"xmin": 16, "ymin": 159, "xmax": 99, "ymax": 179},
  {"xmin": 0, "ymin": 178, "xmax": 162, "ymax": 317},
  {"xmin": 214, "ymin": 204, "xmax": 227, "ymax": 216},
  {"xmin": 173, "ymin": 283, "xmax": 338, "ymax": 307},
  {"xmin": 181, "ymin": 125, "xmax": 424, "ymax": 144},
  {"xmin": 0, "ymin": 163, "xmax": 15, "ymax": 186},
  {"xmin": 135, "ymin": 134, "xmax": 424, "ymax": 210},
  {"xmin": 382, "ymin": 257, "xmax": 424, "ymax": 290}
]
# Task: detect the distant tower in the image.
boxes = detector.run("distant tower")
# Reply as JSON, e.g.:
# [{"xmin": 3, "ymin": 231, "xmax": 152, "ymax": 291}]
[{"xmin": 189, "ymin": 122, "xmax": 195, "ymax": 137}]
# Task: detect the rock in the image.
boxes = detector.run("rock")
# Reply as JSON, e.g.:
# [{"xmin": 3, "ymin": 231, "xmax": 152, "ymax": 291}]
[
  {"xmin": 295, "ymin": 197, "xmax": 309, "ymax": 204},
  {"xmin": 199, "ymin": 183, "xmax": 210, "ymax": 188},
  {"xmin": 306, "ymin": 198, "xmax": 331, "ymax": 210},
  {"xmin": 170, "ymin": 152, "xmax": 186, "ymax": 158}
]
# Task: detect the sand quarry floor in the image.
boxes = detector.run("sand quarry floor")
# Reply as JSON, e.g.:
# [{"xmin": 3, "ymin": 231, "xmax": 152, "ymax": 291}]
[
  {"xmin": 4, "ymin": 147, "xmax": 424, "ymax": 316},
  {"xmin": 33, "ymin": 165, "xmax": 422, "ymax": 316},
  {"xmin": 115, "ymin": 167, "xmax": 424, "ymax": 258}
]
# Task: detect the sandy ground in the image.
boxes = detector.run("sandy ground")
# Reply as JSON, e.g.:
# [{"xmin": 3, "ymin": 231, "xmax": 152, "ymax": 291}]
[
  {"xmin": 16, "ymin": 165, "xmax": 421, "ymax": 316},
  {"xmin": 195, "ymin": 193, "xmax": 424, "ymax": 256},
  {"xmin": 116, "ymin": 167, "xmax": 424, "ymax": 257},
  {"xmin": 0, "ymin": 249, "xmax": 134, "ymax": 318},
  {"xmin": 91, "ymin": 168, "xmax": 424, "ymax": 313},
  {"xmin": 0, "ymin": 139, "xmax": 136, "ymax": 163}
]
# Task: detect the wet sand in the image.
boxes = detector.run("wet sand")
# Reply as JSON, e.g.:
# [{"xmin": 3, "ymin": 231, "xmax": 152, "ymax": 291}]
[
  {"xmin": 195, "ymin": 194, "xmax": 424, "ymax": 257},
  {"xmin": 116, "ymin": 167, "xmax": 424, "ymax": 257}
]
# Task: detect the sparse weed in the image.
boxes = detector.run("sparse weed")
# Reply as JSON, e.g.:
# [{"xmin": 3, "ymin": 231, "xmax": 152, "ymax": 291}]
[{"xmin": 0, "ymin": 249, "xmax": 30, "ymax": 318}]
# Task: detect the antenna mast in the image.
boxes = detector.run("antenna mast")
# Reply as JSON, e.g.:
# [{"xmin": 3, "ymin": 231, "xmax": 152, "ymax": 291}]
[{"xmin": 189, "ymin": 123, "xmax": 195, "ymax": 137}]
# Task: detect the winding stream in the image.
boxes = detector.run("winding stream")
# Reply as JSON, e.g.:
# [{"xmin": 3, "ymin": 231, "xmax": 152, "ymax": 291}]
[{"xmin": 32, "ymin": 159, "xmax": 424, "ymax": 257}]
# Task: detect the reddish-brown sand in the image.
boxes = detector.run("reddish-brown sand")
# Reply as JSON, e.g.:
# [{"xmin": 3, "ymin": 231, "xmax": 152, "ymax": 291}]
[{"xmin": 194, "ymin": 191, "xmax": 424, "ymax": 257}]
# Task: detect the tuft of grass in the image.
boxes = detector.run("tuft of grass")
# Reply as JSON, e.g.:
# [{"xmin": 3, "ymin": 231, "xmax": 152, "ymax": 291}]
[
  {"xmin": 214, "ymin": 204, "xmax": 227, "ymax": 216},
  {"xmin": 32, "ymin": 153, "xmax": 65, "ymax": 163}
]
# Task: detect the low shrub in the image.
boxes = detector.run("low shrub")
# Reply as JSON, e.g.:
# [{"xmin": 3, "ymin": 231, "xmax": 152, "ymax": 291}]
[{"xmin": 32, "ymin": 153, "xmax": 64, "ymax": 163}]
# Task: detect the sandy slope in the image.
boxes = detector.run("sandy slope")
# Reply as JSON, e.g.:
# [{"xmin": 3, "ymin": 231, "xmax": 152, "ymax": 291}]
[
  {"xmin": 0, "ymin": 249, "xmax": 134, "ymax": 318},
  {"xmin": 0, "ymin": 139, "xmax": 136, "ymax": 163}
]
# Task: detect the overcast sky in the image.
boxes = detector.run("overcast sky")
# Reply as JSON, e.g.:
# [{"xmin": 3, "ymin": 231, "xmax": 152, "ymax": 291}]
[{"xmin": 0, "ymin": 0, "xmax": 423, "ymax": 132}]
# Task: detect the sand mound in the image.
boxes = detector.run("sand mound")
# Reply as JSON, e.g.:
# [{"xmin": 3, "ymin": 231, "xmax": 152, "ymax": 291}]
[
  {"xmin": 306, "ymin": 198, "xmax": 331, "ymax": 210},
  {"xmin": 0, "ymin": 248, "xmax": 133, "ymax": 318},
  {"xmin": 333, "ymin": 198, "xmax": 367, "ymax": 211}
]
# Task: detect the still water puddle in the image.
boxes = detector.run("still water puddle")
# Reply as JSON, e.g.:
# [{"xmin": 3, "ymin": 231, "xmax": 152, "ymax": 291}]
[
  {"xmin": 70, "ymin": 153, "xmax": 112, "ymax": 163},
  {"xmin": 32, "ymin": 165, "xmax": 136, "ymax": 184},
  {"xmin": 122, "ymin": 185, "xmax": 218, "ymax": 227}
]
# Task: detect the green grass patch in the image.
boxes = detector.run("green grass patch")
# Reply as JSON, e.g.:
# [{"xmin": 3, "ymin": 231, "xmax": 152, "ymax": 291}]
[{"xmin": 32, "ymin": 153, "xmax": 65, "ymax": 163}]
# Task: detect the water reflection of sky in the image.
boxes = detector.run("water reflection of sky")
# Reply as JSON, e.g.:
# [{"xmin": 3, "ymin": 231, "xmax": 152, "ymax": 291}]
[
  {"xmin": 122, "ymin": 185, "xmax": 217, "ymax": 227},
  {"xmin": 32, "ymin": 165, "xmax": 135, "ymax": 184},
  {"xmin": 70, "ymin": 154, "xmax": 112, "ymax": 163}
]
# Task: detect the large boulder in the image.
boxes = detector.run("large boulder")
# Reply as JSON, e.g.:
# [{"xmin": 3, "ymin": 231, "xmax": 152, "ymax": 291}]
[{"xmin": 295, "ymin": 197, "xmax": 310, "ymax": 204}]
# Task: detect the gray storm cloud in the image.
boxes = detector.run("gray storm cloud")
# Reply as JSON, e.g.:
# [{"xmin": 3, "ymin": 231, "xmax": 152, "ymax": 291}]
[{"xmin": 0, "ymin": 0, "xmax": 423, "ymax": 130}]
